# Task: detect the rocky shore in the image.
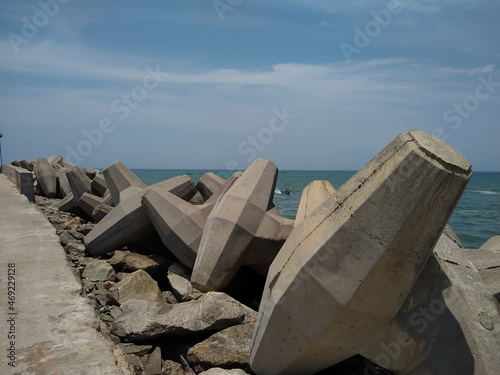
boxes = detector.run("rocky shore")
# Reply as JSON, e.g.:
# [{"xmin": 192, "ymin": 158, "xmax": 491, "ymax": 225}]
[{"xmin": 4, "ymin": 129, "xmax": 500, "ymax": 375}]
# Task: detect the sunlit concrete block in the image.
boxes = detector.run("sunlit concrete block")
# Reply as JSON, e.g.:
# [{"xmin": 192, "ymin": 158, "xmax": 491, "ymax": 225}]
[
  {"xmin": 35, "ymin": 157, "xmax": 57, "ymax": 197},
  {"xmin": 102, "ymin": 161, "xmax": 147, "ymax": 205},
  {"xmin": 192, "ymin": 158, "xmax": 288, "ymax": 292},
  {"xmin": 295, "ymin": 180, "xmax": 336, "ymax": 226},
  {"xmin": 143, "ymin": 189, "xmax": 207, "ymax": 269},
  {"xmin": 198, "ymin": 172, "xmax": 242, "ymax": 216},
  {"xmin": 197, "ymin": 172, "xmax": 226, "ymax": 200},
  {"xmin": 84, "ymin": 175, "xmax": 196, "ymax": 256},
  {"xmin": 360, "ymin": 231, "xmax": 500, "ymax": 375},
  {"xmin": 250, "ymin": 130, "xmax": 472, "ymax": 375}
]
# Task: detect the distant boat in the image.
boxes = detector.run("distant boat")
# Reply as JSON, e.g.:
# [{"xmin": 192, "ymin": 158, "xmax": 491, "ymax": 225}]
[{"xmin": 281, "ymin": 188, "xmax": 291, "ymax": 195}]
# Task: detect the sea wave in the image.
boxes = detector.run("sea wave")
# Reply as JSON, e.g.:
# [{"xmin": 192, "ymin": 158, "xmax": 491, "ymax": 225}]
[{"xmin": 469, "ymin": 189, "xmax": 500, "ymax": 196}]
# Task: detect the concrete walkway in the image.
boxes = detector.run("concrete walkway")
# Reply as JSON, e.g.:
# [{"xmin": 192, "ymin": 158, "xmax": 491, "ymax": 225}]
[{"xmin": 0, "ymin": 175, "xmax": 129, "ymax": 375}]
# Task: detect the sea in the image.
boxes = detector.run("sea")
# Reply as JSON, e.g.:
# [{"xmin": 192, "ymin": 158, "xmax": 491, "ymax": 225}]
[{"xmin": 133, "ymin": 169, "xmax": 500, "ymax": 249}]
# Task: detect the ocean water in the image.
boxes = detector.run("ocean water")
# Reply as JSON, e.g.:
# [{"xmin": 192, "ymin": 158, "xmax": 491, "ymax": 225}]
[{"xmin": 133, "ymin": 169, "xmax": 499, "ymax": 249}]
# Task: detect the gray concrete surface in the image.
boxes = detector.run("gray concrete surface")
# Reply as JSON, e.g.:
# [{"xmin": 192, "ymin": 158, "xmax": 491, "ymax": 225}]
[{"xmin": 0, "ymin": 175, "xmax": 129, "ymax": 374}]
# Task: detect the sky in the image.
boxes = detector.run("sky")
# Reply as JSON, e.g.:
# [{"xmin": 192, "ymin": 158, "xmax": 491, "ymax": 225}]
[{"xmin": 0, "ymin": 0, "xmax": 499, "ymax": 171}]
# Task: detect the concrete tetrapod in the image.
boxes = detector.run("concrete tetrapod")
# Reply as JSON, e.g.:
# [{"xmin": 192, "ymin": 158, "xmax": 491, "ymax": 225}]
[
  {"xmin": 250, "ymin": 130, "xmax": 472, "ymax": 375},
  {"xmin": 360, "ymin": 231, "xmax": 500, "ymax": 375},
  {"xmin": 142, "ymin": 189, "xmax": 207, "ymax": 269},
  {"xmin": 197, "ymin": 172, "xmax": 226, "ymax": 200},
  {"xmin": 84, "ymin": 175, "xmax": 196, "ymax": 256},
  {"xmin": 102, "ymin": 161, "xmax": 147, "ymax": 205},
  {"xmin": 191, "ymin": 158, "xmax": 285, "ymax": 292},
  {"xmin": 57, "ymin": 167, "xmax": 92, "ymax": 212},
  {"xmin": 295, "ymin": 180, "xmax": 336, "ymax": 226},
  {"xmin": 35, "ymin": 157, "xmax": 58, "ymax": 197}
]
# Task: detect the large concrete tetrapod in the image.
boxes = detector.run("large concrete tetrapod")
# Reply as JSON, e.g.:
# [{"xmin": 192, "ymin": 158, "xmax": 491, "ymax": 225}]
[
  {"xmin": 102, "ymin": 161, "xmax": 147, "ymax": 205},
  {"xmin": 191, "ymin": 158, "xmax": 281, "ymax": 292},
  {"xmin": 250, "ymin": 130, "xmax": 472, "ymax": 375}
]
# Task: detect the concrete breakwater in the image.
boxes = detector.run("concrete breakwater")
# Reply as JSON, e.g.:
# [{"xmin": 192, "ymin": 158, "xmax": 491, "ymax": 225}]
[{"xmin": 3, "ymin": 129, "xmax": 500, "ymax": 375}]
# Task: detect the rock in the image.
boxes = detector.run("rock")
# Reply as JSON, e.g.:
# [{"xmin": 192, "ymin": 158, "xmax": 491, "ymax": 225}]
[
  {"xmin": 118, "ymin": 343, "xmax": 154, "ymax": 357},
  {"xmin": 47, "ymin": 154, "xmax": 63, "ymax": 167},
  {"xmin": 103, "ymin": 161, "xmax": 147, "ymax": 205},
  {"xmin": 112, "ymin": 292, "xmax": 250, "ymax": 341},
  {"xmin": 250, "ymin": 130, "xmax": 472, "ymax": 375},
  {"xmin": 65, "ymin": 242, "xmax": 86, "ymax": 256},
  {"xmin": 91, "ymin": 174, "xmax": 108, "ymax": 197},
  {"xmin": 141, "ymin": 346, "xmax": 162, "ymax": 375},
  {"xmin": 163, "ymin": 291, "xmax": 179, "ymax": 304},
  {"xmin": 92, "ymin": 204, "xmax": 113, "ymax": 223},
  {"xmin": 162, "ymin": 360, "xmax": 185, "ymax": 375},
  {"xmin": 167, "ymin": 263, "xmax": 203, "ymax": 302},
  {"xmin": 109, "ymin": 270, "xmax": 165, "ymax": 305},
  {"xmin": 295, "ymin": 180, "xmax": 335, "ymax": 226},
  {"xmin": 361, "ymin": 231, "xmax": 500, "ymax": 375},
  {"xmin": 199, "ymin": 369, "xmax": 248, "ymax": 375},
  {"xmin": 35, "ymin": 157, "xmax": 58, "ymax": 197},
  {"xmin": 78, "ymin": 192, "xmax": 104, "ymax": 219},
  {"xmin": 188, "ymin": 323, "xmax": 254, "ymax": 373},
  {"xmin": 85, "ymin": 168, "xmax": 100, "ymax": 180},
  {"xmin": 84, "ymin": 175, "xmax": 196, "ymax": 256},
  {"xmin": 11, "ymin": 160, "xmax": 21, "ymax": 167},
  {"xmin": 81, "ymin": 258, "xmax": 117, "ymax": 282},
  {"xmin": 142, "ymin": 189, "xmax": 207, "ymax": 269},
  {"xmin": 196, "ymin": 172, "xmax": 226, "ymax": 200},
  {"xmin": 107, "ymin": 250, "xmax": 165, "ymax": 277},
  {"xmin": 480, "ymin": 235, "xmax": 500, "ymax": 251},
  {"xmin": 192, "ymin": 159, "xmax": 293, "ymax": 292},
  {"xmin": 59, "ymin": 231, "xmax": 81, "ymax": 246}
]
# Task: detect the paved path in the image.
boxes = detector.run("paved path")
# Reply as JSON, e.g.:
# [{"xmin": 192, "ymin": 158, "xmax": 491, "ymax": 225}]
[{"xmin": 0, "ymin": 175, "xmax": 129, "ymax": 375}]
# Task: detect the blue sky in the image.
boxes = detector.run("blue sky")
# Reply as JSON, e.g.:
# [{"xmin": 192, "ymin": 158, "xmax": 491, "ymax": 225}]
[{"xmin": 0, "ymin": 0, "xmax": 499, "ymax": 171}]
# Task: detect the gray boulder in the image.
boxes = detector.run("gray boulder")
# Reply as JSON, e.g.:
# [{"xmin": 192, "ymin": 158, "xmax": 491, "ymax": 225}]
[
  {"xmin": 109, "ymin": 270, "xmax": 165, "ymax": 305},
  {"xmin": 187, "ymin": 323, "xmax": 254, "ymax": 373},
  {"xmin": 112, "ymin": 292, "xmax": 251, "ymax": 341},
  {"xmin": 81, "ymin": 258, "xmax": 117, "ymax": 282}
]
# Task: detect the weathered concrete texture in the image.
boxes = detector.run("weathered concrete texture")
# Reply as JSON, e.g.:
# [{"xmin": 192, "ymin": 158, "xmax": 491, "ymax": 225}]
[
  {"xmin": 295, "ymin": 180, "xmax": 336, "ymax": 226},
  {"xmin": 55, "ymin": 166, "xmax": 73, "ymax": 197},
  {"xmin": 112, "ymin": 292, "xmax": 250, "ymax": 341},
  {"xmin": 78, "ymin": 192, "xmax": 105, "ymax": 219},
  {"xmin": 192, "ymin": 159, "xmax": 284, "ymax": 292},
  {"xmin": 19, "ymin": 159, "xmax": 31, "ymax": 170},
  {"xmin": 84, "ymin": 175, "xmax": 196, "ymax": 256},
  {"xmin": 361, "ymin": 232, "xmax": 500, "ymax": 375},
  {"xmin": 92, "ymin": 173, "xmax": 109, "ymax": 197},
  {"xmin": 0, "ymin": 175, "xmax": 130, "ymax": 374},
  {"xmin": 93, "ymin": 203, "xmax": 113, "ymax": 223},
  {"xmin": 47, "ymin": 154, "xmax": 63, "ymax": 168},
  {"xmin": 199, "ymin": 172, "xmax": 243, "ymax": 216},
  {"xmin": 85, "ymin": 168, "xmax": 100, "ymax": 180},
  {"xmin": 480, "ymin": 235, "xmax": 500, "ymax": 251},
  {"xmin": 2, "ymin": 164, "xmax": 35, "ymax": 202},
  {"xmin": 35, "ymin": 157, "xmax": 58, "ymax": 197},
  {"xmin": 103, "ymin": 161, "xmax": 147, "ymax": 205},
  {"xmin": 250, "ymin": 130, "xmax": 472, "ymax": 375},
  {"xmin": 57, "ymin": 167, "xmax": 93, "ymax": 211},
  {"xmin": 197, "ymin": 172, "xmax": 226, "ymax": 200},
  {"xmin": 143, "ymin": 189, "xmax": 207, "ymax": 269}
]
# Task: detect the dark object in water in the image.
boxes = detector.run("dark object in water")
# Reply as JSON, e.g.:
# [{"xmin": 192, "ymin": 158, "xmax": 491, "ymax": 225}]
[{"xmin": 281, "ymin": 188, "xmax": 291, "ymax": 195}]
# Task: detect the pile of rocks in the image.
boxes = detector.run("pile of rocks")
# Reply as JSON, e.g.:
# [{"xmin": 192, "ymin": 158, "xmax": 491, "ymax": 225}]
[{"xmin": 7, "ymin": 129, "xmax": 500, "ymax": 375}]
